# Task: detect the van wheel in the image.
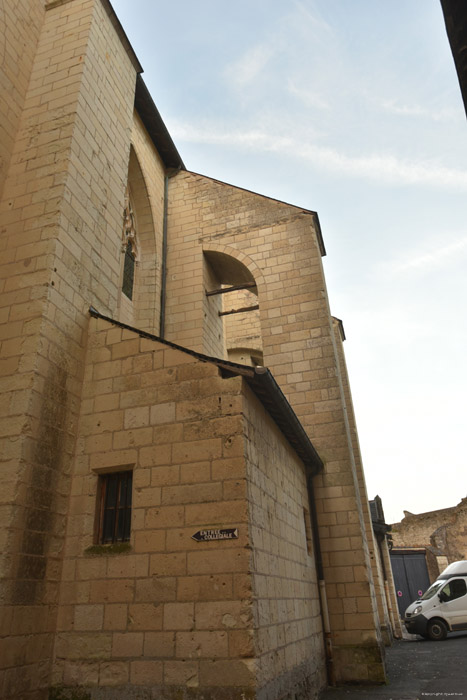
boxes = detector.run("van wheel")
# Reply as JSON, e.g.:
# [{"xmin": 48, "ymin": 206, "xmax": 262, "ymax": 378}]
[{"xmin": 427, "ymin": 619, "xmax": 447, "ymax": 641}]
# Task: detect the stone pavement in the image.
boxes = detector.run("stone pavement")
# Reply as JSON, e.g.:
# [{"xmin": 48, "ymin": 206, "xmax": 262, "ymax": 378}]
[{"xmin": 319, "ymin": 631, "xmax": 467, "ymax": 700}]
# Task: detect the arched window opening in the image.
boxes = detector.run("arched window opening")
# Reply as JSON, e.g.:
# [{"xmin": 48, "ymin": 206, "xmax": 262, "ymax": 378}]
[
  {"xmin": 203, "ymin": 251, "xmax": 263, "ymax": 362},
  {"xmin": 118, "ymin": 146, "xmax": 159, "ymax": 331}
]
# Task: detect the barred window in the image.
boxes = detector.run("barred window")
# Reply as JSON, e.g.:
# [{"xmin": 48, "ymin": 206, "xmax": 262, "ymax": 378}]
[{"xmin": 98, "ymin": 471, "xmax": 132, "ymax": 544}]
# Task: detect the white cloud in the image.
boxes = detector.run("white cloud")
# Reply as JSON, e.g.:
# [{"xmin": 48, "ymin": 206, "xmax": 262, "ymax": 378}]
[
  {"xmin": 171, "ymin": 121, "xmax": 467, "ymax": 192},
  {"xmin": 388, "ymin": 237, "xmax": 467, "ymax": 275},
  {"xmin": 225, "ymin": 43, "xmax": 277, "ymax": 89},
  {"xmin": 291, "ymin": 0, "xmax": 333, "ymax": 35},
  {"xmin": 379, "ymin": 98, "xmax": 460, "ymax": 123},
  {"xmin": 223, "ymin": 3, "xmax": 334, "ymax": 94},
  {"xmin": 381, "ymin": 100, "xmax": 429, "ymax": 117},
  {"xmin": 304, "ymin": 146, "xmax": 467, "ymax": 190},
  {"xmin": 287, "ymin": 81, "xmax": 330, "ymax": 110}
]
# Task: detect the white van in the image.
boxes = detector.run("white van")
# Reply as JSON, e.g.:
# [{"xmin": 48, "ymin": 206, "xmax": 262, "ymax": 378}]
[{"xmin": 404, "ymin": 560, "xmax": 467, "ymax": 640}]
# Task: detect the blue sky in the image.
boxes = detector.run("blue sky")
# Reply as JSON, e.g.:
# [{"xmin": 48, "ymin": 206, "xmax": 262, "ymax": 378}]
[{"xmin": 112, "ymin": 0, "xmax": 467, "ymax": 523}]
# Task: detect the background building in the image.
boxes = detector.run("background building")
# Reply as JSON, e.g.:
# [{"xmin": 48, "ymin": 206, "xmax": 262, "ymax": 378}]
[{"xmin": 390, "ymin": 498, "xmax": 467, "ymax": 616}]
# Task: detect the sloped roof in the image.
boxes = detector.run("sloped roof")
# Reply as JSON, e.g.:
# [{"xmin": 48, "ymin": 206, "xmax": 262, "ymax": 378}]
[
  {"xmin": 89, "ymin": 306, "xmax": 323, "ymax": 477},
  {"xmin": 135, "ymin": 76, "xmax": 185, "ymax": 170},
  {"xmin": 440, "ymin": 0, "xmax": 467, "ymax": 118}
]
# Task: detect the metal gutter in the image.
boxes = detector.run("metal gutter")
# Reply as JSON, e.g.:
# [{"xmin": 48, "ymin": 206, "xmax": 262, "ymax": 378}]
[
  {"xmin": 305, "ymin": 475, "xmax": 335, "ymax": 685},
  {"xmin": 240, "ymin": 366, "xmax": 323, "ymax": 477}
]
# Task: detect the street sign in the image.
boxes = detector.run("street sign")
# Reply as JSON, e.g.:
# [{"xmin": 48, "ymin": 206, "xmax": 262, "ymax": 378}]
[{"xmin": 191, "ymin": 528, "xmax": 238, "ymax": 542}]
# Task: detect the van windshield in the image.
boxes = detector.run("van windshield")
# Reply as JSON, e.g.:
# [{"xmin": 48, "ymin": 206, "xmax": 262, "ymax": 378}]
[{"xmin": 420, "ymin": 581, "xmax": 443, "ymax": 600}]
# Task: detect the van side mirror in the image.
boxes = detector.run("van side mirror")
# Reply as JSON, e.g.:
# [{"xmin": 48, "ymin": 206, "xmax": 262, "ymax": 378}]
[{"xmin": 438, "ymin": 591, "xmax": 447, "ymax": 602}]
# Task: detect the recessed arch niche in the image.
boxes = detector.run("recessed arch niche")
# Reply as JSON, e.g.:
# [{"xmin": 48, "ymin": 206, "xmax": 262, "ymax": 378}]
[
  {"xmin": 203, "ymin": 250, "xmax": 263, "ymax": 365},
  {"xmin": 118, "ymin": 146, "xmax": 159, "ymax": 331}
]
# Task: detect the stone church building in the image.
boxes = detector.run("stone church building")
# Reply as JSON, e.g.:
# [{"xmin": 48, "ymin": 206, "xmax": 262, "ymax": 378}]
[{"xmin": 0, "ymin": 1, "xmax": 400, "ymax": 698}]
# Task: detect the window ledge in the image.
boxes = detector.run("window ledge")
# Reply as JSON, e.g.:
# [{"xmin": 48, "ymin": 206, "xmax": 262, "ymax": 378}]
[{"xmin": 84, "ymin": 543, "xmax": 132, "ymax": 557}]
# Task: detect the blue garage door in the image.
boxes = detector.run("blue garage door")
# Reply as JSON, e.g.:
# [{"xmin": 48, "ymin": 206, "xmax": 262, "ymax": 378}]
[{"xmin": 391, "ymin": 552, "xmax": 431, "ymax": 617}]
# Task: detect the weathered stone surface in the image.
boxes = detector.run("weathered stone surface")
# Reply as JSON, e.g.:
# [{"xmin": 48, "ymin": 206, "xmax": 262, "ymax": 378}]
[{"xmin": 1, "ymin": 0, "xmax": 389, "ymax": 696}]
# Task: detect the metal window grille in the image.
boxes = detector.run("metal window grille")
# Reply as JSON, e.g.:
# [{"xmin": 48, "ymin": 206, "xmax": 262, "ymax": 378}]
[{"xmin": 98, "ymin": 471, "xmax": 132, "ymax": 543}]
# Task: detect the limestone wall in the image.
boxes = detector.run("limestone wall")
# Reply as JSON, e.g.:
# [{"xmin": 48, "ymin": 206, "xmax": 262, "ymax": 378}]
[
  {"xmin": 0, "ymin": 1, "xmax": 139, "ymax": 696},
  {"xmin": 377, "ymin": 537, "xmax": 402, "ymax": 638},
  {"xmin": 330, "ymin": 319, "xmax": 390, "ymax": 645},
  {"xmin": 52, "ymin": 315, "xmax": 326, "ymax": 698},
  {"xmin": 243, "ymin": 386, "xmax": 326, "ymax": 699},
  {"xmin": 392, "ymin": 498, "xmax": 467, "ymax": 564},
  {"xmin": 0, "ymin": 0, "xmax": 45, "ymax": 200},
  {"xmin": 1, "ymin": 0, "xmax": 387, "ymax": 693},
  {"xmin": 52, "ymin": 317, "xmax": 255, "ymax": 695},
  {"xmin": 165, "ymin": 171, "xmax": 385, "ymax": 682}
]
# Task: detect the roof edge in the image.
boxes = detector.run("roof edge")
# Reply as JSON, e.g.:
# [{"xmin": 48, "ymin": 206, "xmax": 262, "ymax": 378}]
[
  {"xmin": 134, "ymin": 75, "xmax": 185, "ymax": 170},
  {"xmin": 45, "ymin": 1, "xmax": 142, "ymax": 72},
  {"xmin": 182, "ymin": 170, "xmax": 327, "ymax": 257},
  {"xmin": 332, "ymin": 317, "xmax": 346, "ymax": 341},
  {"xmin": 247, "ymin": 367, "xmax": 324, "ymax": 476},
  {"xmin": 103, "ymin": 0, "xmax": 143, "ymax": 73},
  {"xmin": 89, "ymin": 306, "xmax": 252, "ymax": 373},
  {"xmin": 89, "ymin": 306, "xmax": 323, "ymax": 476}
]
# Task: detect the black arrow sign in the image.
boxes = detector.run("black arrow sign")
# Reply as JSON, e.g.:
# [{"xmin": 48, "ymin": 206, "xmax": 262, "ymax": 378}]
[{"xmin": 192, "ymin": 528, "xmax": 238, "ymax": 542}]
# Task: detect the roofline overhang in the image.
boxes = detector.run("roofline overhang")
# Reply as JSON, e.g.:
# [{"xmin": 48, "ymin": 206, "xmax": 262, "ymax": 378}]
[
  {"xmin": 89, "ymin": 306, "xmax": 323, "ymax": 477},
  {"xmin": 440, "ymin": 0, "xmax": 467, "ymax": 118},
  {"xmin": 135, "ymin": 75, "xmax": 185, "ymax": 171},
  {"xmin": 332, "ymin": 317, "xmax": 346, "ymax": 342}
]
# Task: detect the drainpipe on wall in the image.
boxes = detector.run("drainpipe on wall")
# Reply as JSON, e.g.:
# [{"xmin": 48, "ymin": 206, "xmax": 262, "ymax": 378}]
[
  {"xmin": 384, "ymin": 579, "xmax": 398, "ymax": 637},
  {"xmin": 377, "ymin": 535, "xmax": 399, "ymax": 639},
  {"xmin": 307, "ymin": 475, "xmax": 335, "ymax": 687},
  {"xmin": 159, "ymin": 168, "xmax": 180, "ymax": 339}
]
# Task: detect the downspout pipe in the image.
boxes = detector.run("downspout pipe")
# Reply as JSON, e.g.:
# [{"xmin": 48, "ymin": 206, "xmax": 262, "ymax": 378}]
[
  {"xmin": 376, "ymin": 534, "xmax": 399, "ymax": 639},
  {"xmin": 159, "ymin": 168, "xmax": 180, "ymax": 339},
  {"xmin": 307, "ymin": 475, "xmax": 335, "ymax": 687}
]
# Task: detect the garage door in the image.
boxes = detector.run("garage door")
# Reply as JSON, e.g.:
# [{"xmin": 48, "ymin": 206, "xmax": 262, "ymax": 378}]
[{"xmin": 391, "ymin": 552, "xmax": 431, "ymax": 616}]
